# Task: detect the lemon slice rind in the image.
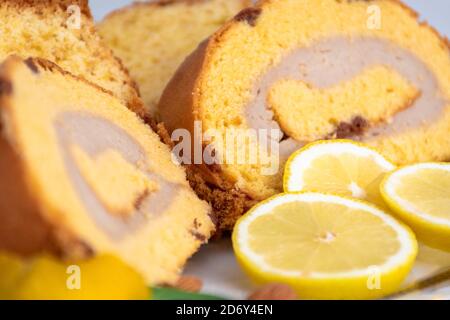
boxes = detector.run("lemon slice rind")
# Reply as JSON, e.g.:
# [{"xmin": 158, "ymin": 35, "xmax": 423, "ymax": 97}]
[
  {"xmin": 233, "ymin": 192, "xmax": 417, "ymax": 280},
  {"xmin": 381, "ymin": 163, "xmax": 450, "ymax": 251},
  {"xmin": 381, "ymin": 163, "xmax": 450, "ymax": 227},
  {"xmin": 283, "ymin": 140, "xmax": 395, "ymax": 192}
]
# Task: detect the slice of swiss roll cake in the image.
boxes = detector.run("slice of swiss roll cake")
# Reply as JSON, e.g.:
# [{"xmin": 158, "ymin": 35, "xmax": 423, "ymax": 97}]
[
  {"xmin": 98, "ymin": 0, "xmax": 251, "ymax": 117},
  {"xmin": 158, "ymin": 0, "xmax": 450, "ymax": 231},
  {"xmin": 0, "ymin": 0, "xmax": 145, "ymax": 116},
  {"xmin": 0, "ymin": 56, "xmax": 214, "ymax": 285}
]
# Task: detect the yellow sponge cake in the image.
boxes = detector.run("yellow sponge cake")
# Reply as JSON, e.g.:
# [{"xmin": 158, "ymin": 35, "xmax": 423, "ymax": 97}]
[
  {"xmin": 0, "ymin": 0, "xmax": 145, "ymax": 116},
  {"xmin": 99, "ymin": 0, "xmax": 251, "ymax": 116},
  {"xmin": 0, "ymin": 56, "xmax": 214, "ymax": 285},
  {"xmin": 159, "ymin": 0, "xmax": 450, "ymax": 231}
]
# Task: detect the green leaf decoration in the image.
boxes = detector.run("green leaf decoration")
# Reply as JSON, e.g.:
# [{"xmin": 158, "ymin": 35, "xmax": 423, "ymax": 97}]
[{"xmin": 151, "ymin": 287, "xmax": 226, "ymax": 300}]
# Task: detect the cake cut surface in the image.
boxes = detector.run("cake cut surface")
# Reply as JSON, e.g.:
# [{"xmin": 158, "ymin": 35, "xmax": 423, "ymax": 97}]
[
  {"xmin": 71, "ymin": 146, "xmax": 159, "ymax": 216},
  {"xmin": 99, "ymin": 0, "xmax": 251, "ymax": 116},
  {"xmin": 0, "ymin": 56, "xmax": 214, "ymax": 285},
  {"xmin": 159, "ymin": 0, "xmax": 450, "ymax": 230},
  {"xmin": 0, "ymin": 0, "xmax": 145, "ymax": 116},
  {"xmin": 269, "ymin": 66, "xmax": 419, "ymax": 142}
]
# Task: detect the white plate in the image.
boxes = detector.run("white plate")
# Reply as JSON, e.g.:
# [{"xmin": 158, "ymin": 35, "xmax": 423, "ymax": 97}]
[{"xmin": 184, "ymin": 239, "xmax": 450, "ymax": 299}]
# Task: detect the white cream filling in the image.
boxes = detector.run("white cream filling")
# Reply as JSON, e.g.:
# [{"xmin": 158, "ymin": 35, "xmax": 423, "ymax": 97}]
[
  {"xmin": 55, "ymin": 112, "xmax": 180, "ymax": 240},
  {"xmin": 245, "ymin": 36, "xmax": 448, "ymax": 158}
]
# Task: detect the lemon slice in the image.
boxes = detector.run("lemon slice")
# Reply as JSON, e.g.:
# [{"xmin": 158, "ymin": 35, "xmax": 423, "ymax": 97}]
[
  {"xmin": 232, "ymin": 192, "xmax": 417, "ymax": 300},
  {"xmin": 284, "ymin": 140, "xmax": 395, "ymax": 208},
  {"xmin": 381, "ymin": 163, "xmax": 450, "ymax": 252}
]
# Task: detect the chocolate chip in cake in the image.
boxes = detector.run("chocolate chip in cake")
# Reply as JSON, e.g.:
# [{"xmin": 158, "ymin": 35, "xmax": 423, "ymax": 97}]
[
  {"xmin": 191, "ymin": 218, "xmax": 207, "ymax": 241},
  {"xmin": 335, "ymin": 116, "xmax": 369, "ymax": 138},
  {"xmin": 133, "ymin": 189, "xmax": 150, "ymax": 211},
  {"xmin": 25, "ymin": 58, "xmax": 40, "ymax": 74},
  {"xmin": 156, "ymin": 0, "xmax": 177, "ymax": 7},
  {"xmin": 235, "ymin": 7, "xmax": 262, "ymax": 27},
  {"xmin": 190, "ymin": 230, "xmax": 207, "ymax": 242}
]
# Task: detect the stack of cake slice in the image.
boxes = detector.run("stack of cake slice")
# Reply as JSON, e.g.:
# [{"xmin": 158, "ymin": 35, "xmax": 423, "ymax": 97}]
[{"xmin": 1, "ymin": 0, "xmax": 449, "ymax": 287}]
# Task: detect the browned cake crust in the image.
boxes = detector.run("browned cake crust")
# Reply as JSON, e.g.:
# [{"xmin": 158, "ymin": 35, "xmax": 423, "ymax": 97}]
[
  {"xmin": 1, "ymin": 0, "xmax": 146, "ymax": 117},
  {"xmin": 158, "ymin": 0, "xmax": 450, "ymax": 232},
  {"xmin": 158, "ymin": 28, "xmax": 261, "ymax": 233},
  {"xmin": 150, "ymin": 116, "xmax": 257, "ymax": 233}
]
